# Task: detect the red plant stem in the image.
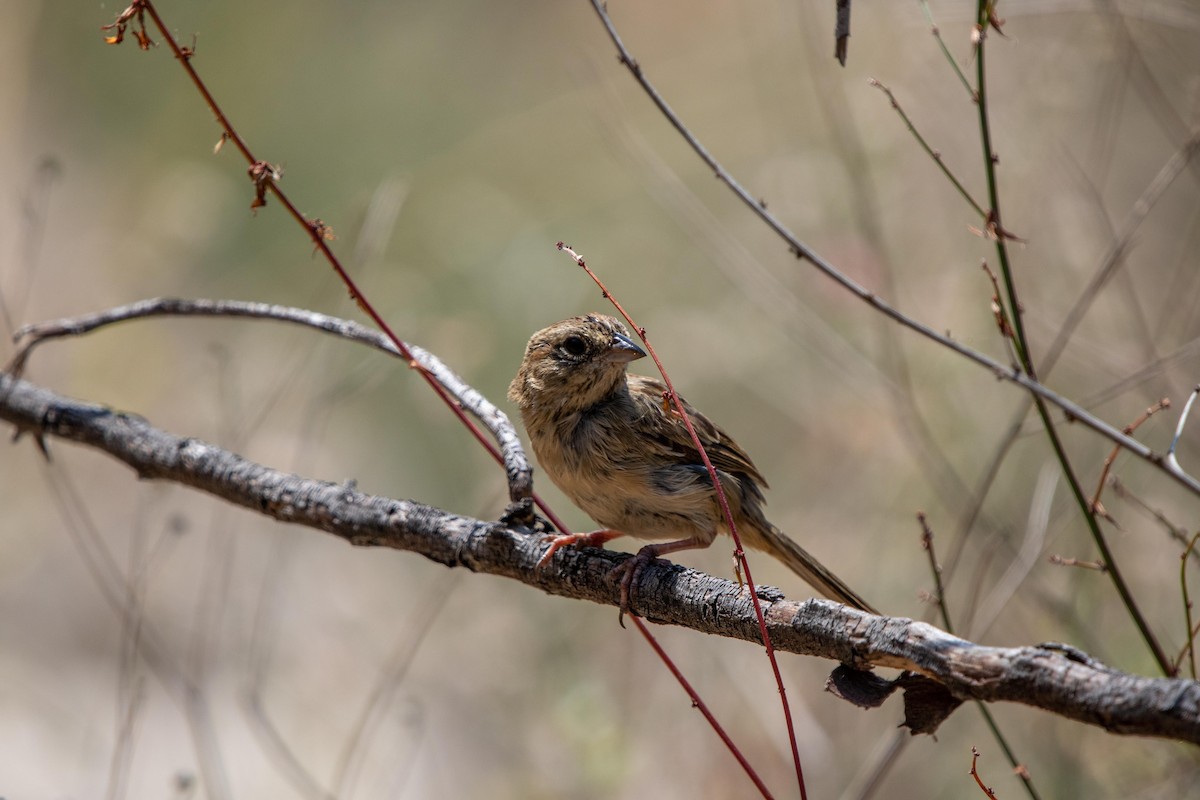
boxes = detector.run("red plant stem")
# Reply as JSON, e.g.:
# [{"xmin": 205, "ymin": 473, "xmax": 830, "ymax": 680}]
[
  {"xmin": 631, "ymin": 616, "xmax": 775, "ymax": 799},
  {"xmin": 133, "ymin": 0, "xmax": 566, "ymax": 531},
  {"xmin": 969, "ymin": 747, "xmax": 998, "ymax": 799},
  {"xmin": 109, "ymin": 7, "xmax": 786, "ymax": 792},
  {"xmin": 1089, "ymin": 399, "xmax": 1170, "ymax": 514},
  {"xmin": 558, "ymin": 243, "xmax": 807, "ymax": 799}
]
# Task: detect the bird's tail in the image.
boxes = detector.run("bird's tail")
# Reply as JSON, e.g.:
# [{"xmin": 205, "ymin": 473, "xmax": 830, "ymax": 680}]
[{"xmin": 750, "ymin": 524, "xmax": 877, "ymax": 614}]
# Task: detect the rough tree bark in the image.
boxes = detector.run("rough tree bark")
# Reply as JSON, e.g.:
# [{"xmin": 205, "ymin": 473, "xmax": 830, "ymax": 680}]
[{"xmin": 2, "ymin": 370, "xmax": 1197, "ymax": 745}]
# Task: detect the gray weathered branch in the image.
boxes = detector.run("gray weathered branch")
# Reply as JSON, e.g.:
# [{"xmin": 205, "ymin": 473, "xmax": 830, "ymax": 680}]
[
  {"xmin": 1, "ymin": 370, "xmax": 1197, "ymax": 744},
  {"xmin": 8, "ymin": 297, "xmax": 533, "ymax": 504}
]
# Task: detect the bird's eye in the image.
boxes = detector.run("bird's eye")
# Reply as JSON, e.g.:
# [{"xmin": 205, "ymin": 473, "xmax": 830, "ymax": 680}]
[{"xmin": 561, "ymin": 335, "xmax": 588, "ymax": 357}]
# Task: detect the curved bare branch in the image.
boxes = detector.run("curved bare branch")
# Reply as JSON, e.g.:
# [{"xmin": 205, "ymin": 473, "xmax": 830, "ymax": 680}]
[{"xmin": 8, "ymin": 297, "xmax": 532, "ymax": 505}]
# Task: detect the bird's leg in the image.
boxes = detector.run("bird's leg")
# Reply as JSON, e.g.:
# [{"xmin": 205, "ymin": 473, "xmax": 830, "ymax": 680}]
[
  {"xmin": 616, "ymin": 536, "xmax": 710, "ymax": 625},
  {"xmin": 536, "ymin": 529, "xmax": 624, "ymax": 568}
]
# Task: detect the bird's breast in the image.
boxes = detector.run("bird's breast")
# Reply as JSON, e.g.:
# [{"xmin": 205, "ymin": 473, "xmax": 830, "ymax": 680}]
[{"xmin": 523, "ymin": 401, "xmax": 720, "ymax": 541}]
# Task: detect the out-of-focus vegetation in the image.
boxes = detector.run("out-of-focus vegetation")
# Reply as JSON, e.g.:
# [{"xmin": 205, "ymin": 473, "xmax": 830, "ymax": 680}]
[{"xmin": 2, "ymin": 2, "xmax": 1198, "ymax": 797}]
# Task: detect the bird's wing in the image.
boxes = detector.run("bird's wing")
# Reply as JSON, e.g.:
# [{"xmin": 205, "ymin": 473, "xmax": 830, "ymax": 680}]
[{"xmin": 626, "ymin": 375, "xmax": 770, "ymax": 490}]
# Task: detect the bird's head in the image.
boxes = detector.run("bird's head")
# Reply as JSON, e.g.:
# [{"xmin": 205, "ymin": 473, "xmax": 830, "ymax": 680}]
[{"xmin": 508, "ymin": 313, "xmax": 646, "ymax": 416}]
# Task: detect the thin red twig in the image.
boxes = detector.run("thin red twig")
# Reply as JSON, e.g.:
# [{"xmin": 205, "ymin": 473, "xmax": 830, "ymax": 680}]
[
  {"xmin": 631, "ymin": 617, "xmax": 774, "ymax": 799},
  {"xmin": 557, "ymin": 242, "xmax": 806, "ymax": 800},
  {"xmin": 1089, "ymin": 399, "xmax": 1170, "ymax": 524},
  {"xmin": 104, "ymin": 0, "xmax": 566, "ymax": 531},
  {"xmin": 969, "ymin": 747, "xmax": 999, "ymax": 799}
]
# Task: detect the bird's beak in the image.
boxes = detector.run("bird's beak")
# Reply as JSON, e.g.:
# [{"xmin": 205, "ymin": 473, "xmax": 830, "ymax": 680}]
[{"xmin": 604, "ymin": 331, "xmax": 646, "ymax": 363}]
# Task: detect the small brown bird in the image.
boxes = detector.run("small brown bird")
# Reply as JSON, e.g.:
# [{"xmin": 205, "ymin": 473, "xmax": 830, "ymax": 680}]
[{"xmin": 508, "ymin": 313, "xmax": 876, "ymax": 615}]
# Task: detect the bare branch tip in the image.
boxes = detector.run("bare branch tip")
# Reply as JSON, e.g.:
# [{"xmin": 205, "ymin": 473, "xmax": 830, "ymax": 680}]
[{"xmin": 101, "ymin": 0, "xmax": 154, "ymax": 48}]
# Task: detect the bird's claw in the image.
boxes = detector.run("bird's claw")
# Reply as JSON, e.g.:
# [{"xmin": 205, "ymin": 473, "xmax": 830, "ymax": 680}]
[
  {"xmin": 535, "ymin": 529, "xmax": 623, "ymax": 569},
  {"xmin": 536, "ymin": 533, "xmax": 580, "ymax": 568},
  {"xmin": 611, "ymin": 549, "xmax": 657, "ymax": 628}
]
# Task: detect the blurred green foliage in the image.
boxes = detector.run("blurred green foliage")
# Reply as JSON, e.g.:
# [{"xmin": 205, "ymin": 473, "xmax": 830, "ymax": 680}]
[{"xmin": 2, "ymin": 1, "xmax": 1199, "ymax": 797}]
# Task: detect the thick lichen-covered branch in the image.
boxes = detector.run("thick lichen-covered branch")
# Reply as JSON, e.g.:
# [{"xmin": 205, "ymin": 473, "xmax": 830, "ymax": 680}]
[{"xmin": 1, "ymin": 371, "xmax": 1197, "ymax": 744}]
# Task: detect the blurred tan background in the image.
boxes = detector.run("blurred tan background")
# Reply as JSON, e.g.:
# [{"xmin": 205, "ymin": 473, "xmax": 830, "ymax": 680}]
[{"xmin": 2, "ymin": 1, "xmax": 1199, "ymax": 797}]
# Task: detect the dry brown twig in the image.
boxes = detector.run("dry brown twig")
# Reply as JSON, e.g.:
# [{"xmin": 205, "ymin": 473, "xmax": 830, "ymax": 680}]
[{"xmin": 1089, "ymin": 399, "xmax": 1172, "ymax": 525}]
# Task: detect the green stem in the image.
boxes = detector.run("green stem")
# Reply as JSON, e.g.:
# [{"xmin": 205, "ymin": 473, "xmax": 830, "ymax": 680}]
[
  {"xmin": 973, "ymin": 4, "xmax": 1171, "ymax": 675},
  {"xmin": 919, "ymin": 0, "xmax": 974, "ymax": 98}
]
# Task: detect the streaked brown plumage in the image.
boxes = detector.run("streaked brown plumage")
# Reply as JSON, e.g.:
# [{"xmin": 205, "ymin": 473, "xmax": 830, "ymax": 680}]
[{"xmin": 508, "ymin": 313, "xmax": 876, "ymax": 615}]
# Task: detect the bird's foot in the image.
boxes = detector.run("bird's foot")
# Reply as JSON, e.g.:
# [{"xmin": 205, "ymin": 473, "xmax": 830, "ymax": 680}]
[
  {"xmin": 611, "ymin": 548, "xmax": 660, "ymax": 627},
  {"xmin": 536, "ymin": 529, "xmax": 623, "ymax": 568},
  {"xmin": 610, "ymin": 537, "xmax": 710, "ymax": 627}
]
